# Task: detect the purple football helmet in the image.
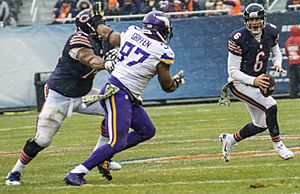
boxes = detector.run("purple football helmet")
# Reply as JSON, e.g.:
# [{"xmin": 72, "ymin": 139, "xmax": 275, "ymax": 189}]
[
  {"xmin": 75, "ymin": 8, "xmax": 105, "ymax": 36},
  {"xmin": 142, "ymin": 11, "xmax": 173, "ymax": 44}
]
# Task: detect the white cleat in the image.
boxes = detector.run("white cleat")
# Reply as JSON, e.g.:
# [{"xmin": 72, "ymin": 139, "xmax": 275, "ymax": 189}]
[
  {"xmin": 5, "ymin": 171, "xmax": 21, "ymax": 186},
  {"xmin": 219, "ymin": 133, "xmax": 236, "ymax": 162},
  {"xmin": 109, "ymin": 161, "xmax": 122, "ymax": 170},
  {"xmin": 273, "ymin": 141, "xmax": 294, "ymax": 160}
]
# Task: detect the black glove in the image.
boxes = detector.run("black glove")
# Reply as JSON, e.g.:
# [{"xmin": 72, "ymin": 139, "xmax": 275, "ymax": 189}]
[{"xmin": 90, "ymin": 2, "xmax": 105, "ymax": 29}]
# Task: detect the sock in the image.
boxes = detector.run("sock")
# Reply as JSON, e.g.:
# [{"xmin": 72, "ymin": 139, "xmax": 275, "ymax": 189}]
[
  {"xmin": 11, "ymin": 159, "xmax": 26, "ymax": 173},
  {"xmin": 93, "ymin": 135, "xmax": 109, "ymax": 152},
  {"xmin": 229, "ymin": 134, "xmax": 237, "ymax": 144},
  {"xmin": 233, "ymin": 131, "xmax": 243, "ymax": 142},
  {"xmin": 71, "ymin": 164, "xmax": 90, "ymax": 174}
]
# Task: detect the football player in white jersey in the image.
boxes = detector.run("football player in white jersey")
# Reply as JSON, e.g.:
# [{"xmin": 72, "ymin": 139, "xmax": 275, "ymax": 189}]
[{"xmin": 64, "ymin": 7, "xmax": 185, "ymax": 186}]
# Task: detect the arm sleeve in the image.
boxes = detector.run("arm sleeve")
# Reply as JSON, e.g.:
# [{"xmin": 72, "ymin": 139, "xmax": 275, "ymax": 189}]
[
  {"xmin": 228, "ymin": 52, "xmax": 256, "ymax": 85},
  {"xmin": 270, "ymin": 43, "xmax": 282, "ymax": 67}
]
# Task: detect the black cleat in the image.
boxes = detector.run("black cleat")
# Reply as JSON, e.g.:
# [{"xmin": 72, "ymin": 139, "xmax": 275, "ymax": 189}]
[{"xmin": 98, "ymin": 160, "xmax": 112, "ymax": 181}]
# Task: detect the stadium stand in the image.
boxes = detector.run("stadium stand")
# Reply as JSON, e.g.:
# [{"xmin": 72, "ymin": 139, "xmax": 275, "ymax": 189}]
[{"xmin": 15, "ymin": 0, "xmax": 287, "ymax": 26}]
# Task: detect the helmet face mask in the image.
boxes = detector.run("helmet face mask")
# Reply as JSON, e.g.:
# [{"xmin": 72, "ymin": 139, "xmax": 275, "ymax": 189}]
[
  {"xmin": 245, "ymin": 17, "xmax": 264, "ymax": 36},
  {"xmin": 142, "ymin": 11, "xmax": 173, "ymax": 44},
  {"xmin": 243, "ymin": 3, "xmax": 266, "ymax": 36}
]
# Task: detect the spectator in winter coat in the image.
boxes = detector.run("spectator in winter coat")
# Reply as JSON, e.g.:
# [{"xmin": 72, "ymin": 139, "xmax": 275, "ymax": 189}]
[{"xmin": 285, "ymin": 25, "xmax": 300, "ymax": 98}]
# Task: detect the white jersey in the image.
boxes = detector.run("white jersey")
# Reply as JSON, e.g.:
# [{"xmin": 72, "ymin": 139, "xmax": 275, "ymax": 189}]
[{"xmin": 112, "ymin": 25, "xmax": 175, "ymax": 98}]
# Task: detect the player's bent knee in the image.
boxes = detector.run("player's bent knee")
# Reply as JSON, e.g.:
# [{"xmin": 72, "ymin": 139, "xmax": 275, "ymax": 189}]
[
  {"xmin": 34, "ymin": 135, "xmax": 53, "ymax": 147},
  {"xmin": 144, "ymin": 126, "xmax": 156, "ymax": 140}
]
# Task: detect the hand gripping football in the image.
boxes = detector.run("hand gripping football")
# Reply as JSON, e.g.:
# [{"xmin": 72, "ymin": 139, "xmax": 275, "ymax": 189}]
[{"xmin": 260, "ymin": 74, "xmax": 276, "ymax": 97}]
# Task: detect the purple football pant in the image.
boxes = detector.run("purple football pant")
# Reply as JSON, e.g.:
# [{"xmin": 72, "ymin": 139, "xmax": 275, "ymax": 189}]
[{"xmin": 82, "ymin": 85, "xmax": 156, "ymax": 170}]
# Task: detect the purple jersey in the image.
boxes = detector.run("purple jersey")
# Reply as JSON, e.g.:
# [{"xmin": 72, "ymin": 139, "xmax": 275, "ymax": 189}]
[{"xmin": 228, "ymin": 23, "xmax": 279, "ymax": 77}]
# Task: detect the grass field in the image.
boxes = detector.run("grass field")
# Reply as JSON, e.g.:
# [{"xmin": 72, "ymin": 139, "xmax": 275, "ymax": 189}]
[{"xmin": 0, "ymin": 99, "xmax": 299, "ymax": 194}]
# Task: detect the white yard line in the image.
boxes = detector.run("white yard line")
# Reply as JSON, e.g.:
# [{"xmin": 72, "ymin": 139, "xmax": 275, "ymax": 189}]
[{"xmin": 0, "ymin": 125, "xmax": 35, "ymax": 132}]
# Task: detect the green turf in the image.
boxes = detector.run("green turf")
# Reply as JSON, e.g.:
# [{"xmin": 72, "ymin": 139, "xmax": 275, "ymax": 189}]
[{"xmin": 0, "ymin": 99, "xmax": 299, "ymax": 194}]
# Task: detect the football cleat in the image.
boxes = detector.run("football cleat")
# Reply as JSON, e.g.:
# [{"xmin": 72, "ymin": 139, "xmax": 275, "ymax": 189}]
[
  {"xmin": 6, "ymin": 171, "xmax": 21, "ymax": 186},
  {"xmin": 219, "ymin": 133, "xmax": 237, "ymax": 162},
  {"xmin": 98, "ymin": 160, "xmax": 112, "ymax": 181},
  {"xmin": 273, "ymin": 141, "xmax": 294, "ymax": 160},
  {"xmin": 109, "ymin": 160, "xmax": 122, "ymax": 171},
  {"xmin": 64, "ymin": 172, "xmax": 87, "ymax": 186}
]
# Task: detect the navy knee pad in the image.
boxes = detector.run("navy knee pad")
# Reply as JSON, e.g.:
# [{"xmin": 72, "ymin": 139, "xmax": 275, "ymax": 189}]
[{"xmin": 23, "ymin": 139, "xmax": 45, "ymax": 158}]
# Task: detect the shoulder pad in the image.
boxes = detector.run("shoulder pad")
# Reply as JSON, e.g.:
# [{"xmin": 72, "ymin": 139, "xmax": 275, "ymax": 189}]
[
  {"xmin": 228, "ymin": 28, "xmax": 245, "ymax": 56},
  {"xmin": 160, "ymin": 45, "xmax": 174, "ymax": 65},
  {"xmin": 264, "ymin": 23, "xmax": 280, "ymax": 45}
]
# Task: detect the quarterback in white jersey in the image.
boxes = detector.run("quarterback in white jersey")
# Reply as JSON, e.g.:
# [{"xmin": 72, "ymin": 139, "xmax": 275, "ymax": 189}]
[{"xmin": 64, "ymin": 9, "xmax": 185, "ymax": 186}]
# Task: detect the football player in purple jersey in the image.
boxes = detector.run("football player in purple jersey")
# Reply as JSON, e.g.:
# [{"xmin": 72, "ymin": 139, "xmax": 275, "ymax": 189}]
[
  {"xmin": 5, "ymin": 7, "xmax": 121, "ymax": 186},
  {"xmin": 63, "ymin": 4, "xmax": 185, "ymax": 186},
  {"xmin": 219, "ymin": 3, "xmax": 294, "ymax": 162}
]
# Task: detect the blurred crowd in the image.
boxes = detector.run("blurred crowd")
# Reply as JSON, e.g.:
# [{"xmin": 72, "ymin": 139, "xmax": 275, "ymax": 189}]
[
  {"xmin": 0, "ymin": 0, "xmax": 22, "ymax": 27},
  {"xmin": 1, "ymin": 0, "xmax": 300, "ymax": 26},
  {"xmin": 286, "ymin": 0, "xmax": 300, "ymax": 11},
  {"xmin": 51, "ymin": 0, "xmax": 271, "ymax": 23}
]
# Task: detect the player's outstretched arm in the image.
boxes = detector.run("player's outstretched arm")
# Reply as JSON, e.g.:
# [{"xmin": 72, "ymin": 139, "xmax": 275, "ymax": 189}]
[
  {"xmin": 95, "ymin": 24, "xmax": 121, "ymax": 47},
  {"xmin": 77, "ymin": 48, "xmax": 105, "ymax": 70},
  {"xmin": 77, "ymin": 48, "xmax": 116, "ymax": 71},
  {"xmin": 90, "ymin": 2, "xmax": 120, "ymax": 46},
  {"xmin": 157, "ymin": 62, "xmax": 185, "ymax": 92}
]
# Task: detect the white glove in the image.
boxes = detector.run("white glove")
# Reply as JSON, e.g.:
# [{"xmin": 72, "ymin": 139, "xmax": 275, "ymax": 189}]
[
  {"xmin": 104, "ymin": 60, "xmax": 117, "ymax": 72},
  {"xmin": 104, "ymin": 48, "xmax": 118, "ymax": 61},
  {"xmin": 172, "ymin": 70, "xmax": 185, "ymax": 87}
]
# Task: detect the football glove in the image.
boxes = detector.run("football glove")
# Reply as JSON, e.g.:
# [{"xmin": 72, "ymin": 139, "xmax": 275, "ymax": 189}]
[
  {"xmin": 218, "ymin": 82, "xmax": 231, "ymax": 107},
  {"xmin": 172, "ymin": 70, "xmax": 185, "ymax": 87},
  {"xmin": 90, "ymin": 2, "xmax": 105, "ymax": 28},
  {"xmin": 104, "ymin": 60, "xmax": 117, "ymax": 72},
  {"xmin": 82, "ymin": 84, "xmax": 120, "ymax": 107},
  {"xmin": 104, "ymin": 48, "xmax": 118, "ymax": 61}
]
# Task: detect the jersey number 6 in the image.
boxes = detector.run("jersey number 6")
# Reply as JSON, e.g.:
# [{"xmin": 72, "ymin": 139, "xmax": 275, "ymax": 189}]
[{"xmin": 253, "ymin": 51, "xmax": 265, "ymax": 72}]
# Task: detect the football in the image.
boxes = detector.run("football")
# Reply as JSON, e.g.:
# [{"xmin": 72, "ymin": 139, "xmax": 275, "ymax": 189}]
[{"xmin": 260, "ymin": 73, "xmax": 276, "ymax": 97}]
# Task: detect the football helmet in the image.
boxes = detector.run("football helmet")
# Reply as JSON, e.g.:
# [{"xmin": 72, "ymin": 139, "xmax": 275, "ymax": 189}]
[
  {"xmin": 243, "ymin": 3, "xmax": 266, "ymax": 36},
  {"xmin": 142, "ymin": 11, "xmax": 173, "ymax": 44},
  {"xmin": 75, "ymin": 8, "xmax": 105, "ymax": 36}
]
